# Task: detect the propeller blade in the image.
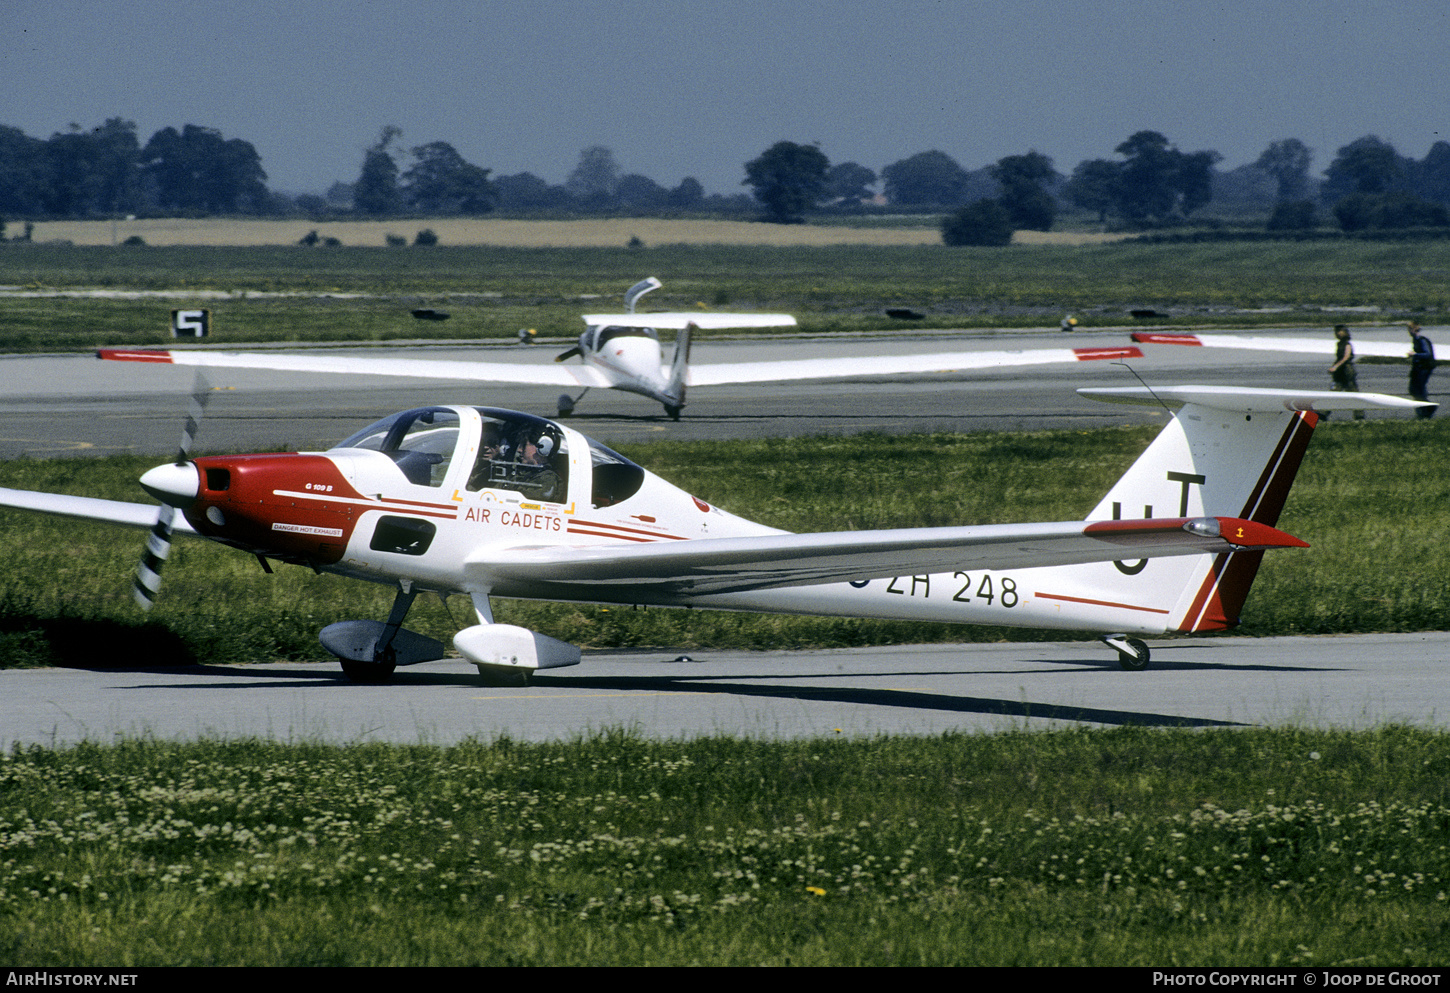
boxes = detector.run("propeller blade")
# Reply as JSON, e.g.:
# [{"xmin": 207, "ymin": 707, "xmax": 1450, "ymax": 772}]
[
  {"xmin": 175, "ymin": 373, "xmax": 211, "ymax": 462},
  {"xmin": 555, "ymin": 347, "xmax": 581, "ymax": 363},
  {"xmin": 133, "ymin": 505, "xmax": 173, "ymax": 610},
  {"xmin": 133, "ymin": 373, "xmax": 211, "ymax": 611}
]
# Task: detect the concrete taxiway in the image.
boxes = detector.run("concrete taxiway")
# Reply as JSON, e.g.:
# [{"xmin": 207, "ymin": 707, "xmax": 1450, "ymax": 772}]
[{"xmin": 3, "ymin": 633, "xmax": 1446, "ymax": 747}]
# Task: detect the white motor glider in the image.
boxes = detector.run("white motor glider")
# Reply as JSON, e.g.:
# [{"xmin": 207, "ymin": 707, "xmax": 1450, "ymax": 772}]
[
  {"xmin": 97, "ymin": 278, "xmax": 1143, "ymax": 420},
  {"xmin": 0, "ymin": 383, "xmax": 1427, "ymax": 683}
]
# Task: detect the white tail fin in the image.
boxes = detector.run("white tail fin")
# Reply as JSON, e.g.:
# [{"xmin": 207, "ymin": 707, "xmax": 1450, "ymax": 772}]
[{"xmin": 1028, "ymin": 386, "xmax": 1415, "ymax": 634}]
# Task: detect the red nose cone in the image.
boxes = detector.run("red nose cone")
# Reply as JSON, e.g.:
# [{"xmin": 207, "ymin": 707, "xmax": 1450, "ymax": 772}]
[{"xmin": 183, "ymin": 453, "xmax": 364, "ymax": 564}]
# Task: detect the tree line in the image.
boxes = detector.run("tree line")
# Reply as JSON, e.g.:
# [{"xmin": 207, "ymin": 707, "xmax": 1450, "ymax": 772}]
[{"xmin": 3, "ymin": 118, "xmax": 1449, "ymax": 242}]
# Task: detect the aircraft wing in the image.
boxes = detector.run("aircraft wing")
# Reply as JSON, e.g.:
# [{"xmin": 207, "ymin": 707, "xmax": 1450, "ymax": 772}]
[
  {"xmin": 467, "ymin": 515, "xmax": 1304, "ymax": 600},
  {"xmin": 685, "ymin": 345, "xmax": 1142, "ymax": 387},
  {"xmin": 1133, "ymin": 332, "xmax": 1433, "ymax": 360},
  {"xmin": 0, "ymin": 487, "xmax": 193, "ymax": 534},
  {"xmin": 97, "ymin": 348, "xmax": 614, "ymax": 388},
  {"xmin": 581, "ymin": 313, "xmax": 797, "ymax": 330}
]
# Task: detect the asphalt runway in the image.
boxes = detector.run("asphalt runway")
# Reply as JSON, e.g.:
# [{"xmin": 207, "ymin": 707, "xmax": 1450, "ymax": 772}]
[
  {"xmin": 0, "ymin": 326, "xmax": 1434, "ymax": 457},
  {"xmin": 4, "ymin": 633, "xmax": 1448, "ymax": 747},
  {"xmin": 1, "ymin": 325, "xmax": 1442, "ymax": 745}
]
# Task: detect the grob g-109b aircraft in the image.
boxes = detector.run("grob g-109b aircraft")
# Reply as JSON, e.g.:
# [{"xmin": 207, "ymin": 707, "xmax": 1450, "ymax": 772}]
[
  {"xmin": 0, "ymin": 382, "xmax": 1426, "ymax": 683},
  {"xmin": 96, "ymin": 278, "xmax": 1144, "ymax": 419}
]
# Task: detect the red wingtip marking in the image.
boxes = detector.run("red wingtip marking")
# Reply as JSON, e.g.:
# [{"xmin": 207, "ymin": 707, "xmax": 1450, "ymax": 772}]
[
  {"xmin": 1131, "ymin": 333, "xmax": 1203, "ymax": 346},
  {"xmin": 97, "ymin": 348, "xmax": 174, "ymax": 364},
  {"xmin": 1072, "ymin": 346, "xmax": 1144, "ymax": 361},
  {"xmin": 1214, "ymin": 517, "xmax": 1309, "ymax": 549}
]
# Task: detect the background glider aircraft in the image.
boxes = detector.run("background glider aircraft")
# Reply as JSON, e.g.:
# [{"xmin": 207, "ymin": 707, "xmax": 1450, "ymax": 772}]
[
  {"xmin": 0, "ymin": 383, "xmax": 1425, "ymax": 683},
  {"xmin": 97, "ymin": 278, "xmax": 1143, "ymax": 419}
]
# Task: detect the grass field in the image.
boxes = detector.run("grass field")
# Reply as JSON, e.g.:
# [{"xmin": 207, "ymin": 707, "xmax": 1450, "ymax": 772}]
[
  {"xmin": 1, "ymin": 236, "xmax": 1448, "ymax": 354},
  {"xmin": 4, "ymin": 727, "xmax": 1449, "ymax": 966}
]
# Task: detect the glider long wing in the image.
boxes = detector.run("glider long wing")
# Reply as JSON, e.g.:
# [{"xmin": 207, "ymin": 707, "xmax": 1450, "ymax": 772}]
[
  {"xmin": 98, "ymin": 341, "xmax": 1143, "ymax": 390},
  {"xmin": 467, "ymin": 515, "xmax": 1304, "ymax": 600},
  {"xmin": 1132, "ymin": 331, "xmax": 1440, "ymax": 360},
  {"xmin": 98, "ymin": 348, "xmax": 613, "ymax": 388},
  {"xmin": 685, "ymin": 345, "xmax": 1142, "ymax": 386}
]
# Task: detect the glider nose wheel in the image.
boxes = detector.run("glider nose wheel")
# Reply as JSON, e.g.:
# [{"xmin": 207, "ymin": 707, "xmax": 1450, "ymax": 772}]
[{"xmin": 1102, "ymin": 635, "xmax": 1151, "ymax": 671}]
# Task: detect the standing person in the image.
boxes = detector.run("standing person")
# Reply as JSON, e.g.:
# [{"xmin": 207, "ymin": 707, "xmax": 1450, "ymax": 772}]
[
  {"xmin": 1408, "ymin": 322, "xmax": 1437, "ymax": 418},
  {"xmin": 1327, "ymin": 325, "xmax": 1364, "ymax": 419}
]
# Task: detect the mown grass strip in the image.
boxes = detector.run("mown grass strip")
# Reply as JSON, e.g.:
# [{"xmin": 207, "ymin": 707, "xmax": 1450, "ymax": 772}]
[
  {"xmin": 2, "ymin": 727, "xmax": 1448, "ymax": 965},
  {"xmin": 1, "ymin": 238, "xmax": 1448, "ymax": 352}
]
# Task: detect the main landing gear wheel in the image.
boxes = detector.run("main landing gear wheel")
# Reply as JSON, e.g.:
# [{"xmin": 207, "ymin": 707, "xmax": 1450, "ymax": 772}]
[
  {"xmin": 339, "ymin": 658, "xmax": 397, "ymax": 683},
  {"xmin": 664, "ymin": 404, "xmax": 682, "ymax": 421}
]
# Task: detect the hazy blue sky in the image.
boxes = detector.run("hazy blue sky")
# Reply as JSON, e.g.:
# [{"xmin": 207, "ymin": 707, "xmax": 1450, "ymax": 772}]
[{"xmin": 5, "ymin": 1, "xmax": 1446, "ymax": 196}]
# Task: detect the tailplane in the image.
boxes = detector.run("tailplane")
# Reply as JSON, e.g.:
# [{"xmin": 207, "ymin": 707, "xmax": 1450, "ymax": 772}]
[{"xmin": 1049, "ymin": 386, "xmax": 1422, "ymax": 633}]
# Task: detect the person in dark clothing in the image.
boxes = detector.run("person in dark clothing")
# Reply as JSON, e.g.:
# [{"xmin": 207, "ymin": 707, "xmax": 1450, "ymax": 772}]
[
  {"xmin": 1408, "ymin": 322, "xmax": 1437, "ymax": 419},
  {"xmin": 1327, "ymin": 325, "xmax": 1364, "ymax": 419}
]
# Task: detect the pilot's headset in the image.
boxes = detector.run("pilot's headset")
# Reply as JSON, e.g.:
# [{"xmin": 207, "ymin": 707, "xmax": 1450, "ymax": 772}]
[{"xmin": 535, "ymin": 435, "xmax": 554, "ymax": 460}]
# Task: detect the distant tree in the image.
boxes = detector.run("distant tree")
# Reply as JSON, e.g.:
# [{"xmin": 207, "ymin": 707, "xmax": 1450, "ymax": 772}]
[
  {"xmin": 1411, "ymin": 141, "xmax": 1450, "ymax": 206},
  {"xmin": 0, "ymin": 125, "xmax": 49, "ymax": 216},
  {"xmin": 1064, "ymin": 159, "xmax": 1119, "ymax": 223},
  {"xmin": 353, "ymin": 126, "xmax": 403, "ymax": 216},
  {"xmin": 1254, "ymin": 138, "xmax": 1313, "ymax": 201},
  {"xmin": 615, "ymin": 173, "xmax": 668, "ymax": 210},
  {"xmin": 494, "ymin": 172, "xmax": 573, "ymax": 211},
  {"xmin": 1322, "ymin": 135, "xmax": 1403, "ymax": 202},
  {"xmin": 401, "ymin": 141, "xmax": 495, "ymax": 214},
  {"xmin": 941, "ymin": 199, "xmax": 1014, "ymax": 246},
  {"xmin": 1374, "ymin": 192, "xmax": 1449, "ymax": 228},
  {"xmin": 1266, "ymin": 199, "xmax": 1318, "ymax": 231},
  {"xmin": 1105, "ymin": 130, "xmax": 1221, "ymax": 223},
  {"xmin": 294, "ymin": 193, "xmax": 328, "ymax": 215},
  {"xmin": 140, "ymin": 124, "xmax": 267, "ymax": 214},
  {"xmin": 1335, "ymin": 191, "xmax": 1449, "ymax": 231},
  {"xmin": 881, "ymin": 150, "xmax": 969, "ymax": 206},
  {"xmin": 567, "ymin": 146, "xmax": 621, "ymax": 208},
  {"xmin": 991, "ymin": 151, "xmax": 1058, "ymax": 231},
  {"xmin": 324, "ymin": 181, "xmax": 354, "ymax": 209},
  {"xmin": 39, "ymin": 118, "xmax": 144, "ymax": 218},
  {"xmin": 824, "ymin": 161, "xmax": 877, "ymax": 204},
  {"xmin": 742, "ymin": 141, "xmax": 829, "ymax": 222},
  {"xmin": 666, "ymin": 176, "xmax": 705, "ymax": 210}
]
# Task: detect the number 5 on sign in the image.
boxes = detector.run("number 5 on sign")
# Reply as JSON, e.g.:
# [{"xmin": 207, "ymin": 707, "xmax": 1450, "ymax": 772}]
[{"xmin": 171, "ymin": 310, "xmax": 209, "ymax": 338}]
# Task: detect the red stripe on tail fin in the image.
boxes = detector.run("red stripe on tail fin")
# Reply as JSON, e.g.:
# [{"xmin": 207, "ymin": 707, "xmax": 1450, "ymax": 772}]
[{"xmin": 1176, "ymin": 410, "xmax": 1317, "ymax": 632}]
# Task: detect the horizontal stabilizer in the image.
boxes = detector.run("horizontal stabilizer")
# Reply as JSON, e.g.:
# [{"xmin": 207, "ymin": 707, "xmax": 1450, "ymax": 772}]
[{"xmin": 1079, "ymin": 384, "xmax": 1431, "ymax": 412}]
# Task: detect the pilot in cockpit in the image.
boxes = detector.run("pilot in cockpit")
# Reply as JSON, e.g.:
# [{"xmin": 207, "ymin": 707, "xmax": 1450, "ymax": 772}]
[{"xmin": 467, "ymin": 423, "xmax": 563, "ymax": 501}]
